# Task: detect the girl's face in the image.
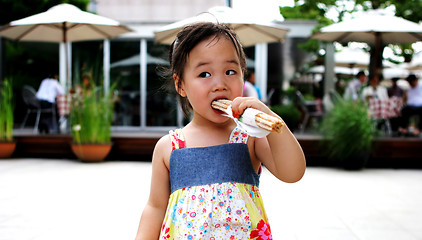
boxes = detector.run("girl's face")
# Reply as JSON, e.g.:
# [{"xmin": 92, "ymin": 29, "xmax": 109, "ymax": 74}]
[{"xmin": 176, "ymin": 36, "xmax": 244, "ymax": 123}]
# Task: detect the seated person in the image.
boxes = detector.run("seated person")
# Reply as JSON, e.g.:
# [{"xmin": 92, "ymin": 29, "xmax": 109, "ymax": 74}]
[
  {"xmin": 36, "ymin": 74, "xmax": 65, "ymax": 133},
  {"xmin": 344, "ymin": 70, "xmax": 367, "ymax": 100},
  {"xmin": 388, "ymin": 77, "xmax": 404, "ymax": 98},
  {"xmin": 387, "ymin": 77, "xmax": 405, "ymax": 133},
  {"xmin": 361, "ymin": 74, "xmax": 389, "ymax": 101},
  {"xmin": 399, "ymin": 74, "xmax": 422, "ymax": 137}
]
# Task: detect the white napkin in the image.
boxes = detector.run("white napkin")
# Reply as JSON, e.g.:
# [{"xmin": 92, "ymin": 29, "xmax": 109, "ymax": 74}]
[{"xmin": 221, "ymin": 104, "xmax": 270, "ymax": 138}]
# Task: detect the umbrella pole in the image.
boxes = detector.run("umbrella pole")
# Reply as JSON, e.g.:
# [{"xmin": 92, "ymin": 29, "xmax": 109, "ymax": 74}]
[
  {"xmin": 65, "ymin": 42, "xmax": 70, "ymax": 92},
  {"xmin": 62, "ymin": 22, "xmax": 70, "ymax": 93},
  {"xmin": 372, "ymin": 32, "xmax": 382, "ymax": 77}
]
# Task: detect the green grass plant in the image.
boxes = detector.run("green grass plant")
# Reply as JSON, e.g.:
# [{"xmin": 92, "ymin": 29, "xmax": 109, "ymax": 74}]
[
  {"xmin": 70, "ymin": 84, "xmax": 115, "ymax": 145},
  {"xmin": 270, "ymin": 104, "xmax": 301, "ymax": 130},
  {"xmin": 0, "ymin": 79, "xmax": 14, "ymax": 142},
  {"xmin": 320, "ymin": 99, "xmax": 374, "ymax": 162}
]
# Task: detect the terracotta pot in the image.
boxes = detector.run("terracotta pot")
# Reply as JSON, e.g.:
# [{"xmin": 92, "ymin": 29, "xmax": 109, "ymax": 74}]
[
  {"xmin": 71, "ymin": 143, "xmax": 112, "ymax": 162},
  {"xmin": 0, "ymin": 142, "xmax": 16, "ymax": 158}
]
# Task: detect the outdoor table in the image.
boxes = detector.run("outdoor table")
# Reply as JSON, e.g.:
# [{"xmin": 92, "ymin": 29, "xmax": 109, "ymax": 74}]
[
  {"xmin": 368, "ymin": 97, "xmax": 404, "ymax": 136},
  {"xmin": 56, "ymin": 94, "xmax": 72, "ymax": 133},
  {"xmin": 57, "ymin": 94, "xmax": 71, "ymax": 117},
  {"xmin": 368, "ymin": 97, "xmax": 403, "ymax": 119}
]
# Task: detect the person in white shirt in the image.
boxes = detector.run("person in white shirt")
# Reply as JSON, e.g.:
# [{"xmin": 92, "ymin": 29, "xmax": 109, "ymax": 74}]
[
  {"xmin": 243, "ymin": 71, "xmax": 259, "ymax": 99},
  {"xmin": 344, "ymin": 71, "xmax": 367, "ymax": 100},
  {"xmin": 36, "ymin": 74, "xmax": 65, "ymax": 133},
  {"xmin": 399, "ymin": 74, "xmax": 422, "ymax": 136},
  {"xmin": 361, "ymin": 74, "xmax": 389, "ymax": 101}
]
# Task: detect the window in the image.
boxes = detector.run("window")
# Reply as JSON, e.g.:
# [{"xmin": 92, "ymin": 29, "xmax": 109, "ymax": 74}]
[
  {"xmin": 110, "ymin": 40, "xmax": 141, "ymax": 127},
  {"xmin": 146, "ymin": 40, "xmax": 177, "ymax": 127}
]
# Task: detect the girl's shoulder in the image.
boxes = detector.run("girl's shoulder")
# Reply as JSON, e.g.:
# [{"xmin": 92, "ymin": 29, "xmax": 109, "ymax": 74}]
[{"xmin": 153, "ymin": 133, "xmax": 173, "ymax": 168}]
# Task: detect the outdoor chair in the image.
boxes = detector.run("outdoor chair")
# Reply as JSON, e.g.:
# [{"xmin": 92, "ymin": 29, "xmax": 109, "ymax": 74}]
[
  {"xmin": 296, "ymin": 90, "xmax": 324, "ymax": 133},
  {"xmin": 21, "ymin": 85, "xmax": 57, "ymax": 134}
]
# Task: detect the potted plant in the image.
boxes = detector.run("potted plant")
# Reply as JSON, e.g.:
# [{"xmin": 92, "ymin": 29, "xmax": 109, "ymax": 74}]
[
  {"xmin": 69, "ymin": 83, "xmax": 115, "ymax": 162},
  {"xmin": 0, "ymin": 79, "xmax": 16, "ymax": 158},
  {"xmin": 320, "ymin": 99, "xmax": 374, "ymax": 170}
]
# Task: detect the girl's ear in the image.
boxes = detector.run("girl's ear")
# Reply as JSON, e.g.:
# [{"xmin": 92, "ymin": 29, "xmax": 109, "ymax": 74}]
[{"xmin": 174, "ymin": 74, "xmax": 186, "ymax": 97}]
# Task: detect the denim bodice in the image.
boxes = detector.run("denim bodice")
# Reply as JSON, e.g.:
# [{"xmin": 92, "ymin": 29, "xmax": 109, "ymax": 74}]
[{"xmin": 169, "ymin": 143, "xmax": 260, "ymax": 193}]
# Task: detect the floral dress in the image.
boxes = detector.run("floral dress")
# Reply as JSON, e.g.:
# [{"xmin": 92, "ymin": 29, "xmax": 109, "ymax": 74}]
[{"xmin": 159, "ymin": 127, "xmax": 272, "ymax": 240}]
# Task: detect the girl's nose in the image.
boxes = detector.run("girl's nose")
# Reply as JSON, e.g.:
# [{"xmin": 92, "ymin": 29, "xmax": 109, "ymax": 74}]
[{"xmin": 212, "ymin": 75, "xmax": 227, "ymax": 92}]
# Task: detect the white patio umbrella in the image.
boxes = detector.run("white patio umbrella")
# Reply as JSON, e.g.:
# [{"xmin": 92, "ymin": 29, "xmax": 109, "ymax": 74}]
[
  {"xmin": 110, "ymin": 54, "xmax": 169, "ymax": 68},
  {"xmin": 382, "ymin": 63, "xmax": 410, "ymax": 80},
  {"xmin": 110, "ymin": 53, "xmax": 256, "ymax": 69},
  {"xmin": 0, "ymin": 3, "xmax": 131, "ymax": 89},
  {"xmin": 154, "ymin": 6, "xmax": 289, "ymax": 47},
  {"xmin": 307, "ymin": 65, "xmax": 360, "ymax": 76},
  {"xmin": 407, "ymin": 50, "xmax": 422, "ymax": 70},
  {"xmin": 312, "ymin": 10, "xmax": 422, "ymax": 75},
  {"xmin": 335, "ymin": 47, "xmax": 369, "ymax": 69}
]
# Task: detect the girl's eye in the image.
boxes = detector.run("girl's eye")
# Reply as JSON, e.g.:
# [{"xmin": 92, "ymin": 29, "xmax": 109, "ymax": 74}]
[
  {"xmin": 199, "ymin": 72, "xmax": 211, "ymax": 78},
  {"xmin": 226, "ymin": 70, "xmax": 236, "ymax": 75}
]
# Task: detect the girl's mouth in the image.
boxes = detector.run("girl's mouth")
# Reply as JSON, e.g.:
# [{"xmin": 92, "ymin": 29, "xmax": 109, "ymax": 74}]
[{"xmin": 211, "ymin": 98, "xmax": 230, "ymax": 115}]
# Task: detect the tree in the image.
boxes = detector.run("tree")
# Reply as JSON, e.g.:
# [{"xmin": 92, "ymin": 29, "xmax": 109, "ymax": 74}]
[
  {"xmin": 0, "ymin": 0, "xmax": 90, "ymax": 82},
  {"xmin": 0, "ymin": 0, "xmax": 90, "ymax": 25},
  {"xmin": 281, "ymin": 0, "xmax": 422, "ymax": 62}
]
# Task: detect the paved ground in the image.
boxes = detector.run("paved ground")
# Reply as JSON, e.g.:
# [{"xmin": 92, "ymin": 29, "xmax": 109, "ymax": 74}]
[{"xmin": 0, "ymin": 158, "xmax": 421, "ymax": 240}]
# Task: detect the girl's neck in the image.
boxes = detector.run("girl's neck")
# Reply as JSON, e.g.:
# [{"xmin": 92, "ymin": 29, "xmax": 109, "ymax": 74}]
[
  {"xmin": 189, "ymin": 114, "xmax": 235, "ymax": 133},
  {"xmin": 183, "ymin": 114, "xmax": 237, "ymax": 148}
]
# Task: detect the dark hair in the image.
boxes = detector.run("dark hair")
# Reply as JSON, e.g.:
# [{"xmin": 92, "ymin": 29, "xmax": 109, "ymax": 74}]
[
  {"xmin": 406, "ymin": 74, "xmax": 418, "ymax": 83},
  {"xmin": 356, "ymin": 71, "xmax": 365, "ymax": 78},
  {"xmin": 367, "ymin": 73, "xmax": 382, "ymax": 86},
  {"xmin": 168, "ymin": 22, "xmax": 247, "ymax": 117}
]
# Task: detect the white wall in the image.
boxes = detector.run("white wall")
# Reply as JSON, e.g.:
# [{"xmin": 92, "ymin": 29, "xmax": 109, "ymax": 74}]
[{"xmin": 96, "ymin": 0, "xmax": 226, "ymax": 23}]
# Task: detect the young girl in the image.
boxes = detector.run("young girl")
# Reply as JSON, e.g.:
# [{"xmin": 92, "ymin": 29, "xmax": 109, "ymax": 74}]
[{"xmin": 135, "ymin": 22, "xmax": 306, "ymax": 239}]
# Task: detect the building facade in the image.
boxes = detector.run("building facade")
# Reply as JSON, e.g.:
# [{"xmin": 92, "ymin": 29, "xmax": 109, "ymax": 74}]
[{"xmin": 2, "ymin": 0, "xmax": 316, "ymax": 132}]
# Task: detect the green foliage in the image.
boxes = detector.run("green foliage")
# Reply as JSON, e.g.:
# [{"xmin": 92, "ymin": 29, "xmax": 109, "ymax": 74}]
[
  {"xmin": 280, "ymin": 6, "xmax": 321, "ymax": 20},
  {"xmin": 390, "ymin": 0, "xmax": 422, "ymax": 23},
  {"xmin": 0, "ymin": 79, "xmax": 14, "ymax": 142},
  {"xmin": 320, "ymin": 100, "xmax": 374, "ymax": 161},
  {"xmin": 297, "ymin": 39, "xmax": 321, "ymax": 53},
  {"xmin": 270, "ymin": 104, "xmax": 301, "ymax": 129},
  {"xmin": 0, "ymin": 0, "xmax": 91, "ymax": 86},
  {"xmin": 0, "ymin": 0, "xmax": 90, "ymax": 25},
  {"xmin": 280, "ymin": 1, "xmax": 336, "ymax": 53},
  {"xmin": 280, "ymin": 0, "xmax": 422, "ymax": 60},
  {"xmin": 70, "ymin": 83, "xmax": 115, "ymax": 144}
]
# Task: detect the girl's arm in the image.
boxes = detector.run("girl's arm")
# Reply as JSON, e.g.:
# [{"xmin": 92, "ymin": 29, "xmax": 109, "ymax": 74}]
[
  {"xmin": 135, "ymin": 136, "xmax": 171, "ymax": 240},
  {"xmin": 231, "ymin": 97, "xmax": 306, "ymax": 183},
  {"xmin": 256, "ymin": 125, "xmax": 306, "ymax": 183}
]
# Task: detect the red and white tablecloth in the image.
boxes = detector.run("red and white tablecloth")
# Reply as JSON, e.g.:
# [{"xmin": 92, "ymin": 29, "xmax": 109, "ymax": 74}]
[
  {"xmin": 57, "ymin": 94, "xmax": 71, "ymax": 116},
  {"xmin": 368, "ymin": 97, "xmax": 403, "ymax": 119}
]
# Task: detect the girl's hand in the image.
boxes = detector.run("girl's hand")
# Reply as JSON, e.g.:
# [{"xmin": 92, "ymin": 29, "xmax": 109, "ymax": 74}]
[{"xmin": 231, "ymin": 97, "xmax": 279, "ymax": 119}]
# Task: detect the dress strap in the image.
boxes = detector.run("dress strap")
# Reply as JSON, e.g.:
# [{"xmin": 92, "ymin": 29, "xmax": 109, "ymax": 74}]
[
  {"xmin": 170, "ymin": 127, "xmax": 247, "ymax": 150},
  {"xmin": 169, "ymin": 129, "xmax": 185, "ymax": 151},
  {"xmin": 228, "ymin": 126, "xmax": 249, "ymax": 144},
  {"xmin": 228, "ymin": 126, "xmax": 261, "ymax": 174}
]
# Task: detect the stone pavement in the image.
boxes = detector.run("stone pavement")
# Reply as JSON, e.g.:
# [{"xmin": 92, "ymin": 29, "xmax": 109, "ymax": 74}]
[{"xmin": 0, "ymin": 158, "xmax": 421, "ymax": 240}]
